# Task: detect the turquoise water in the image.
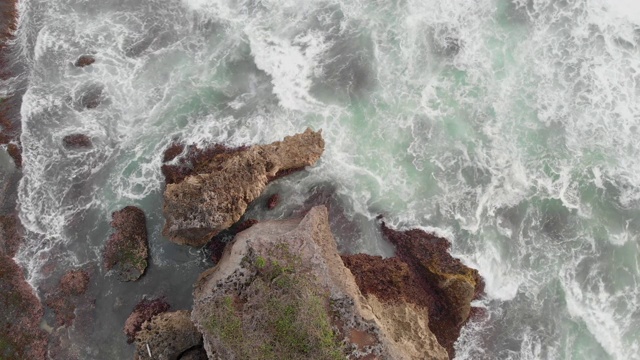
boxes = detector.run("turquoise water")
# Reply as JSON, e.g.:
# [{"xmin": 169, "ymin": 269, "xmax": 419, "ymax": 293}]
[{"xmin": 9, "ymin": 0, "xmax": 640, "ymax": 358}]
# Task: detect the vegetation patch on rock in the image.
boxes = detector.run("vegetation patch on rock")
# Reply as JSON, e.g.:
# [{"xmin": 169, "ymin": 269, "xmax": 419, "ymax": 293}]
[{"xmin": 204, "ymin": 245, "xmax": 344, "ymax": 360}]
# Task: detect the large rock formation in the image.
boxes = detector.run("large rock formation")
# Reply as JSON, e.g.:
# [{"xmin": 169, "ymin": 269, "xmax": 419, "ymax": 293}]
[
  {"xmin": 162, "ymin": 129, "xmax": 324, "ymax": 247},
  {"xmin": 192, "ymin": 206, "xmax": 449, "ymax": 360},
  {"xmin": 103, "ymin": 206, "xmax": 149, "ymax": 281}
]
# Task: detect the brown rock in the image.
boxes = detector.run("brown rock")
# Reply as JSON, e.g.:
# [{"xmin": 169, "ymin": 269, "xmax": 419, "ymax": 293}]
[
  {"xmin": 162, "ymin": 128, "xmax": 324, "ymax": 247},
  {"xmin": 124, "ymin": 298, "xmax": 171, "ymax": 343},
  {"xmin": 103, "ymin": 206, "xmax": 149, "ymax": 281},
  {"xmin": 161, "ymin": 143, "xmax": 248, "ymax": 185},
  {"xmin": 74, "ymin": 55, "xmax": 95, "ymax": 67},
  {"xmin": 0, "ymin": 255, "xmax": 48, "ymax": 359},
  {"xmin": 133, "ymin": 310, "xmax": 202, "ymax": 360},
  {"xmin": 62, "ymin": 134, "xmax": 92, "ymax": 149}
]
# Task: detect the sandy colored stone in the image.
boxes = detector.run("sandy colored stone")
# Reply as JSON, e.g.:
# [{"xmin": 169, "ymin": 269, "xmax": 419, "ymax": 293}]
[{"xmin": 162, "ymin": 128, "xmax": 324, "ymax": 246}]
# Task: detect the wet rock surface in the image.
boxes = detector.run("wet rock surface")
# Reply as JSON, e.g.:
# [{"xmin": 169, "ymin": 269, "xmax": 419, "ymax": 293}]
[
  {"xmin": 44, "ymin": 269, "xmax": 91, "ymax": 327},
  {"xmin": 133, "ymin": 310, "xmax": 202, "ymax": 360},
  {"xmin": 103, "ymin": 206, "xmax": 149, "ymax": 281},
  {"xmin": 124, "ymin": 297, "xmax": 171, "ymax": 344},
  {"xmin": 162, "ymin": 128, "xmax": 324, "ymax": 247}
]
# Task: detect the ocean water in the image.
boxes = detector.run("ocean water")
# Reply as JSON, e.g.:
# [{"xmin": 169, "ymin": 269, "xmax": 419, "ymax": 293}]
[{"xmin": 6, "ymin": 0, "xmax": 640, "ymax": 358}]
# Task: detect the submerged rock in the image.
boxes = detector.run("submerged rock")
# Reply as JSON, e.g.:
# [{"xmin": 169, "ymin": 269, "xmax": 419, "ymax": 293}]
[
  {"xmin": 5, "ymin": 142, "xmax": 20, "ymax": 168},
  {"xmin": 124, "ymin": 297, "xmax": 171, "ymax": 344},
  {"xmin": 44, "ymin": 269, "xmax": 91, "ymax": 327},
  {"xmin": 162, "ymin": 128, "xmax": 324, "ymax": 247},
  {"xmin": 192, "ymin": 206, "xmax": 445, "ymax": 359},
  {"xmin": 103, "ymin": 206, "xmax": 149, "ymax": 281},
  {"xmin": 133, "ymin": 310, "xmax": 202, "ymax": 360},
  {"xmin": 0, "ymin": 255, "xmax": 48, "ymax": 359},
  {"xmin": 62, "ymin": 134, "xmax": 92, "ymax": 149},
  {"xmin": 74, "ymin": 55, "xmax": 95, "ymax": 67}
]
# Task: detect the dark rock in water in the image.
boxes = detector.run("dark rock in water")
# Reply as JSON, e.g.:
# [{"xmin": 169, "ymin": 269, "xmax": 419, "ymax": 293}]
[
  {"xmin": 266, "ymin": 193, "xmax": 279, "ymax": 210},
  {"xmin": 62, "ymin": 134, "xmax": 92, "ymax": 149},
  {"xmin": 206, "ymin": 218, "xmax": 258, "ymax": 263},
  {"xmin": 163, "ymin": 129, "xmax": 324, "ymax": 247},
  {"xmin": 6, "ymin": 142, "xmax": 20, "ymax": 168},
  {"xmin": 103, "ymin": 206, "xmax": 149, "ymax": 281},
  {"xmin": 379, "ymin": 222, "xmax": 484, "ymax": 358},
  {"xmin": 124, "ymin": 297, "xmax": 171, "ymax": 344},
  {"xmin": 0, "ymin": 212, "xmax": 22, "ymax": 257},
  {"xmin": 133, "ymin": 310, "xmax": 202, "ymax": 360},
  {"xmin": 44, "ymin": 269, "xmax": 91, "ymax": 327},
  {"xmin": 162, "ymin": 142, "xmax": 185, "ymax": 163},
  {"xmin": 74, "ymin": 55, "xmax": 95, "ymax": 67},
  {"xmin": 0, "ymin": 255, "xmax": 48, "ymax": 360}
]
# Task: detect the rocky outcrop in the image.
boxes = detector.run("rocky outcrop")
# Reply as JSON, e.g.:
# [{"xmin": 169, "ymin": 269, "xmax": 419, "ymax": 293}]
[
  {"xmin": 62, "ymin": 134, "xmax": 92, "ymax": 149},
  {"xmin": 162, "ymin": 129, "xmax": 324, "ymax": 247},
  {"xmin": 0, "ymin": 255, "xmax": 48, "ymax": 359},
  {"xmin": 192, "ymin": 206, "xmax": 447, "ymax": 360},
  {"xmin": 44, "ymin": 269, "xmax": 91, "ymax": 327},
  {"xmin": 124, "ymin": 298, "xmax": 171, "ymax": 343},
  {"xmin": 133, "ymin": 310, "xmax": 202, "ymax": 360},
  {"xmin": 103, "ymin": 206, "xmax": 148, "ymax": 281}
]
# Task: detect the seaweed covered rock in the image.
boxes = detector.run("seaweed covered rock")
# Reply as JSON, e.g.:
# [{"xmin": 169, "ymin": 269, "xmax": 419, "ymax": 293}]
[
  {"xmin": 133, "ymin": 310, "xmax": 202, "ymax": 360},
  {"xmin": 162, "ymin": 129, "xmax": 324, "ymax": 247},
  {"xmin": 374, "ymin": 224, "xmax": 484, "ymax": 357},
  {"xmin": 44, "ymin": 269, "xmax": 91, "ymax": 327},
  {"xmin": 103, "ymin": 206, "xmax": 148, "ymax": 281},
  {"xmin": 124, "ymin": 297, "xmax": 171, "ymax": 343},
  {"xmin": 0, "ymin": 255, "xmax": 48, "ymax": 359},
  {"xmin": 192, "ymin": 206, "xmax": 443, "ymax": 359}
]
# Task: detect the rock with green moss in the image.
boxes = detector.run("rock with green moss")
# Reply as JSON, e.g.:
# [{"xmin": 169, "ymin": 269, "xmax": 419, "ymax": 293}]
[
  {"xmin": 192, "ymin": 206, "xmax": 444, "ymax": 360},
  {"xmin": 103, "ymin": 206, "xmax": 148, "ymax": 281}
]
